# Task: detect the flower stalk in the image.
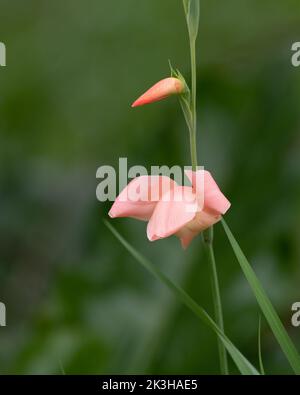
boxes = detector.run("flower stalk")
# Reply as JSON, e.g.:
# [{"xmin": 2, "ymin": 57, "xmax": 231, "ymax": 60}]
[
  {"xmin": 189, "ymin": 38, "xmax": 198, "ymax": 171},
  {"xmin": 202, "ymin": 227, "xmax": 229, "ymax": 374},
  {"xmin": 182, "ymin": 0, "xmax": 229, "ymax": 375}
]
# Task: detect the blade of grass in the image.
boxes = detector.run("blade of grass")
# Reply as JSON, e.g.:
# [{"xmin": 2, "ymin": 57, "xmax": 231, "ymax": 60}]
[
  {"xmin": 59, "ymin": 359, "xmax": 66, "ymax": 375},
  {"xmin": 258, "ymin": 316, "xmax": 265, "ymax": 375},
  {"xmin": 105, "ymin": 220, "xmax": 259, "ymax": 375},
  {"xmin": 221, "ymin": 218, "xmax": 300, "ymax": 374},
  {"xmin": 203, "ymin": 227, "xmax": 228, "ymax": 374}
]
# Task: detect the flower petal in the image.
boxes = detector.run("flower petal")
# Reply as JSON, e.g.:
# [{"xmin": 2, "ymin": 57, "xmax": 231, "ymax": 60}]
[
  {"xmin": 185, "ymin": 169, "xmax": 231, "ymax": 215},
  {"xmin": 147, "ymin": 186, "xmax": 197, "ymax": 241},
  {"xmin": 109, "ymin": 175, "xmax": 176, "ymax": 221},
  {"xmin": 177, "ymin": 210, "xmax": 221, "ymax": 248},
  {"xmin": 132, "ymin": 77, "xmax": 184, "ymax": 107}
]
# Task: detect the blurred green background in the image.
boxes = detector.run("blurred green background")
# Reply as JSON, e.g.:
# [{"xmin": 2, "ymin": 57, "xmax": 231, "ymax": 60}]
[{"xmin": 0, "ymin": 0, "xmax": 300, "ymax": 374}]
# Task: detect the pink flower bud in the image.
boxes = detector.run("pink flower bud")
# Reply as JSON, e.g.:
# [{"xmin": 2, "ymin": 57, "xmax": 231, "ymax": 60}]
[{"xmin": 131, "ymin": 77, "xmax": 185, "ymax": 107}]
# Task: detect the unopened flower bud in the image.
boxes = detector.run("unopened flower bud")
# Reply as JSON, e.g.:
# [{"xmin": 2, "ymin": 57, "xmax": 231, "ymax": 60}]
[{"xmin": 131, "ymin": 77, "xmax": 185, "ymax": 107}]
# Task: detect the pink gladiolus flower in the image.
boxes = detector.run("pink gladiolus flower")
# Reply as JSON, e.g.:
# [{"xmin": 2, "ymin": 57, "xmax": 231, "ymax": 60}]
[
  {"xmin": 109, "ymin": 170, "xmax": 231, "ymax": 249},
  {"xmin": 132, "ymin": 77, "xmax": 185, "ymax": 107}
]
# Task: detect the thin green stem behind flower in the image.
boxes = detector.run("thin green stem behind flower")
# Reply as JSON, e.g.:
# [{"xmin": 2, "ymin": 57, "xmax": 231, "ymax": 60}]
[
  {"xmin": 183, "ymin": 0, "xmax": 229, "ymax": 375},
  {"xmin": 189, "ymin": 39, "xmax": 198, "ymax": 171}
]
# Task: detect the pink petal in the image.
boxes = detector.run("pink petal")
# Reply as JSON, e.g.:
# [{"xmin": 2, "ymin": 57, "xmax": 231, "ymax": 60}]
[
  {"xmin": 175, "ymin": 226, "xmax": 196, "ymax": 249},
  {"xmin": 176, "ymin": 211, "xmax": 221, "ymax": 249},
  {"xmin": 147, "ymin": 186, "xmax": 197, "ymax": 241},
  {"xmin": 185, "ymin": 170, "xmax": 231, "ymax": 215},
  {"xmin": 109, "ymin": 176, "xmax": 176, "ymax": 221},
  {"xmin": 132, "ymin": 78, "xmax": 184, "ymax": 107}
]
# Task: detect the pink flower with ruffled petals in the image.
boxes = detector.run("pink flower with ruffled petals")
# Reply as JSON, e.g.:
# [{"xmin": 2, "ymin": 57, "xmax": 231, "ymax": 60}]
[{"xmin": 109, "ymin": 170, "xmax": 230, "ymax": 249}]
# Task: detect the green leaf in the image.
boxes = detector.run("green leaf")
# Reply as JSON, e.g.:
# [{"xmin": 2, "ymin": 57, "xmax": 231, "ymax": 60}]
[
  {"xmin": 179, "ymin": 95, "xmax": 193, "ymax": 134},
  {"xmin": 221, "ymin": 219, "xmax": 300, "ymax": 374},
  {"xmin": 183, "ymin": 0, "xmax": 189, "ymax": 15},
  {"xmin": 105, "ymin": 220, "xmax": 260, "ymax": 375},
  {"xmin": 258, "ymin": 316, "xmax": 265, "ymax": 375},
  {"xmin": 182, "ymin": 0, "xmax": 200, "ymax": 41},
  {"xmin": 168, "ymin": 61, "xmax": 192, "ymax": 131}
]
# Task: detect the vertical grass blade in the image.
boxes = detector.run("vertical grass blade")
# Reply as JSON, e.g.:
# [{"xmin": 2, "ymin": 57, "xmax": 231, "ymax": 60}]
[
  {"xmin": 203, "ymin": 228, "xmax": 229, "ymax": 374},
  {"xmin": 182, "ymin": 0, "xmax": 200, "ymax": 41},
  {"xmin": 221, "ymin": 218, "xmax": 300, "ymax": 374},
  {"xmin": 105, "ymin": 221, "xmax": 259, "ymax": 375},
  {"xmin": 258, "ymin": 316, "xmax": 265, "ymax": 375}
]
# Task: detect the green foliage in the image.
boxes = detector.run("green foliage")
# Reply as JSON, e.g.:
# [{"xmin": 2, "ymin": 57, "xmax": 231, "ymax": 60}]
[
  {"xmin": 0, "ymin": 0, "xmax": 300, "ymax": 374},
  {"xmin": 258, "ymin": 316, "xmax": 265, "ymax": 375},
  {"xmin": 105, "ymin": 221, "xmax": 259, "ymax": 375},
  {"xmin": 183, "ymin": 0, "xmax": 200, "ymax": 41},
  {"xmin": 222, "ymin": 219, "xmax": 300, "ymax": 374},
  {"xmin": 169, "ymin": 62, "xmax": 193, "ymax": 132}
]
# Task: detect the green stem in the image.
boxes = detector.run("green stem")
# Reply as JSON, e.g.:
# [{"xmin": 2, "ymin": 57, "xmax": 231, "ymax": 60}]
[
  {"xmin": 203, "ymin": 227, "xmax": 229, "ymax": 375},
  {"xmin": 188, "ymin": 32, "xmax": 228, "ymax": 374},
  {"xmin": 189, "ymin": 38, "xmax": 198, "ymax": 171}
]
